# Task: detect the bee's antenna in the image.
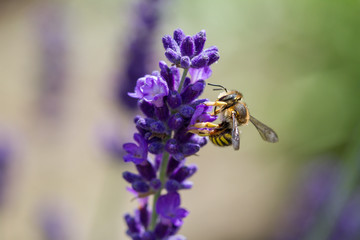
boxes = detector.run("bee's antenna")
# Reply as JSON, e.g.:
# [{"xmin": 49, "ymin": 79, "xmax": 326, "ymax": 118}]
[{"xmin": 208, "ymin": 83, "xmax": 227, "ymax": 92}]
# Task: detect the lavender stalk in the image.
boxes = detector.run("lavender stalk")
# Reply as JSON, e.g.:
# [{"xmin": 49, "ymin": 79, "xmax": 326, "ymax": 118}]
[{"xmin": 122, "ymin": 28, "xmax": 219, "ymax": 239}]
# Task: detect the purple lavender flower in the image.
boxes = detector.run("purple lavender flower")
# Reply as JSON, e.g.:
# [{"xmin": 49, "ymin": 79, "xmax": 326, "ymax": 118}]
[
  {"xmin": 162, "ymin": 29, "xmax": 220, "ymax": 69},
  {"xmin": 189, "ymin": 66, "xmax": 212, "ymax": 83},
  {"xmin": 123, "ymin": 133, "xmax": 148, "ymax": 164},
  {"xmin": 189, "ymin": 103, "xmax": 217, "ymax": 126},
  {"xmin": 122, "ymin": 28, "xmax": 219, "ymax": 239},
  {"xmin": 156, "ymin": 192, "xmax": 189, "ymax": 227},
  {"xmin": 128, "ymin": 74, "xmax": 169, "ymax": 107}
]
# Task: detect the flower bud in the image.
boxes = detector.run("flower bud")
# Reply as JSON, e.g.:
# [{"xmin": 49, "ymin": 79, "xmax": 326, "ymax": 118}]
[
  {"xmin": 170, "ymin": 166, "xmax": 193, "ymax": 182},
  {"xmin": 132, "ymin": 181, "xmax": 150, "ymax": 193},
  {"xmin": 206, "ymin": 49, "xmax": 220, "ymax": 65},
  {"xmin": 162, "ymin": 35, "xmax": 180, "ymax": 53},
  {"xmin": 155, "ymin": 104, "xmax": 169, "ymax": 121},
  {"xmin": 190, "ymin": 53, "xmax": 209, "ymax": 68},
  {"xmin": 173, "ymin": 152, "xmax": 185, "ymax": 161},
  {"xmin": 159, "ymin": 61, "xmax": 179, "ymax": 91},
  {"xmin": 122, "ymin": 171, "xmax": 143, "ymax": 183},
  {"xmin": 193, "ymin": 30, "xmax": 206, "ymax": 55},
  {"xmin": 167, "ymin": 90, "xmax": 182, "ymax": 109},
  {"xmin": 182, "ymin": 77, "xmax": 191, "ymax": 90},
  {"xmin": 181, "ymin": 181, "xmax": 194, "ymax": 190},
  {"xmin": 187, "ymin": 164, "xmax": 198, "ymax": 178},
  {"xmin": 136, "ymin": 161, "xmax": 156, "ymax": 181},
  {"xmin": 165, "ymin": 48, "xmax": 181, "ymax": 64},
  {"xmin": 124, "ymin": 214, "xmax": 141, "ymax": 234},
  {"xmin": 173, "ymin": 28, "xmax": 185, "ymax": 46},
  {"xmin": 139, "ymin": 99, "xmax": 155, "ymax": 118},
  {"xmin": 139, "ymin": 204, "xmax": 149, "ymax": 228},
  {"xmin": 165, "ymin": 139, "xmax": 179, "ymax": 154},
  {"xmin": 181, "ymin": 142, "xmax": 200, "ymax": 155},
  {"xmin": 165, "ymin": 179, "xmax": 181, "ymax": 192},
  {"xmin": 168, "ymin": 113, "xmax": 185, "ymax": 130},
  {"xmin": 178, "ymin": 105, "xmax": 195, "ymax": 118},
  {"xmin": 180, "ymin": 56, "xmax": 191, "ymax": 69},
  {"xmin": 180, "ymin": 36, "xmax": 195, "ymax": 57},
  {"xmin": 148, "ymin": 141, "xmax": 164, "ymax": 154},
  {"xmin": 166, "ymin": 156, "xmax": 182, "ymax": 176},
  {"xmin": 150, "ymin": 121, "xmax": 166, "ymax": 134},
  {"xmin": 181, "ymin": 80, "xmax": 206, "ymax": 104}
]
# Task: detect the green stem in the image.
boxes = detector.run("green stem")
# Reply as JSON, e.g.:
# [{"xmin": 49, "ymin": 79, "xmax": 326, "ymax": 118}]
[
  {"xmin": 178, "ymin": 68, "xmax": 189, "ymax": 92},
  {"xmin": 150, "ymin": 151, "xmax": 170, "ymax": 230},
  {"xmin": 149, "ymin": 68, "xmax": 189, "ymax": 230}
]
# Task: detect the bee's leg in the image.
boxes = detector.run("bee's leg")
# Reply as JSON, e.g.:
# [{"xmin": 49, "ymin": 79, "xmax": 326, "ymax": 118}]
[
  {"xmin": 188, "ymin": 122, "xmax": 219, "ymax": 136},
  {"xmin": 204, "ymin": 101, "xmax": 227, "ymax": 116},
  {"xmin": 204, "ymin": 101, "xmax": 227, "ymax": 107},
  {"xmin": 212, "ymin": 108, "xmax": 222, "ymax": 116},
  {"xmin": 187, "ymin": 128, "xmax": 212, "ymax": 136},
  {"xmin": 192, "ymin": 122, "xmax": 219, "ymax": 129}
]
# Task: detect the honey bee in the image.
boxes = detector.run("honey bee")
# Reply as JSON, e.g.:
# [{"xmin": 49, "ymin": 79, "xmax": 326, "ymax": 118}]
[{"xmin": 189, "ymin": 83, "xmax": 278, "ymax": 150}]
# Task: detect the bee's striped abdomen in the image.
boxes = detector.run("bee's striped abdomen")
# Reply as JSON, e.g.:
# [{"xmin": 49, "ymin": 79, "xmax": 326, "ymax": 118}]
[{"xmin": 209, "ymin": 132, "xmax": 232, "ymax": 147}]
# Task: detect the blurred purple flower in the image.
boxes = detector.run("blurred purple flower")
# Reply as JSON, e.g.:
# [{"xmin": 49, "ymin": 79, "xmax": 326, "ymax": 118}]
[
  {"xmin": 274, "ymin": 158, "xmax": 340, "ymax": 240},
  {"xmin": 98, "ymin": 124, "xmax": 125, "ymax": 161},
  {"xmin": 35, "ymin": 2, "xmax": 68, "ymax": 119},
  {"xmin": 39, "ymin": 204, "xmax": 72, "ymax": 240},
  {"xmin": 272, "ymin": 156, "xmax": 360, "ymax": 240},
  {"xmin": 329, "ymin": 190, "xmax": 360, "ymax": 240},
  {"xmin": 0, "ymin": 134, "xmax": 12, "ymax": 208},
  {"xmin": 115, "ymin": 0, "xmax": 164, "ymax": 109}
]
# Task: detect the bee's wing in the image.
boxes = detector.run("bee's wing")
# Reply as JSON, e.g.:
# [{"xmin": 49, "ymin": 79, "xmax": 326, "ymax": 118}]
[
  {"xmin": 232, "ymin": 111, "xmax": 240, "ymax": 150},
  {"xmin": 249, "ymin": 115, "xmax": 279, "ymax": 143}
]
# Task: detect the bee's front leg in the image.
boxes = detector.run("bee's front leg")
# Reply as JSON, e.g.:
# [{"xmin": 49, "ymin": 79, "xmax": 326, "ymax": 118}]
[
  {"xmin": 204, "ymin": 101, "xmax": 227, "ymax": 116},
  {"xmin": 204, "ymin": 101, "xmax": 227, "ymax": 107}
]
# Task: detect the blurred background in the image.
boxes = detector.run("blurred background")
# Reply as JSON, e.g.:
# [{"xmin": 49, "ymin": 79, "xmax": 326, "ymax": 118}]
[{"xmin": 1, "ymin": 0, "xmax": 360, "ymax": 239}]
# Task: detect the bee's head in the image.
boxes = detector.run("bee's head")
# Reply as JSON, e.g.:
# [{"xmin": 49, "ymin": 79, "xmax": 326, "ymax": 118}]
[
  {"xmin": 232, "ymin": 91, "xmax": 243, "ymax": 101},
  {"xmin": 208, "ymin": 83, "xmax": 243, "ymax": 103}
]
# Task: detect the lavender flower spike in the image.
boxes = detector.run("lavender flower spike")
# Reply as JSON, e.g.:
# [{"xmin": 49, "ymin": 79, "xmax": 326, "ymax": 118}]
[
  {"xmin": 122, "ymin": 28, "xmax": 219, "ymax": 239},
  {"xmin": 162, "ymin": 29, "xmax": 220, "ymax": 69}
]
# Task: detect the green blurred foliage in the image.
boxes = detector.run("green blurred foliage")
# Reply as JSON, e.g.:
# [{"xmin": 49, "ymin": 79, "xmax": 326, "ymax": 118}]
[
  {"xmin": 278, "ymin": 0, "xmax": 360, "ymax": 157},
  {"xmin": 171, "ymin": 0, "xmax": 360, "ymax": 158}
]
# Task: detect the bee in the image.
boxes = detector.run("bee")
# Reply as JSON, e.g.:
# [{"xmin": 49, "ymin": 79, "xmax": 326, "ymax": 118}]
[{"xmin": 189, "ymin": 83, "xmax": 278, "ymax": 150}]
